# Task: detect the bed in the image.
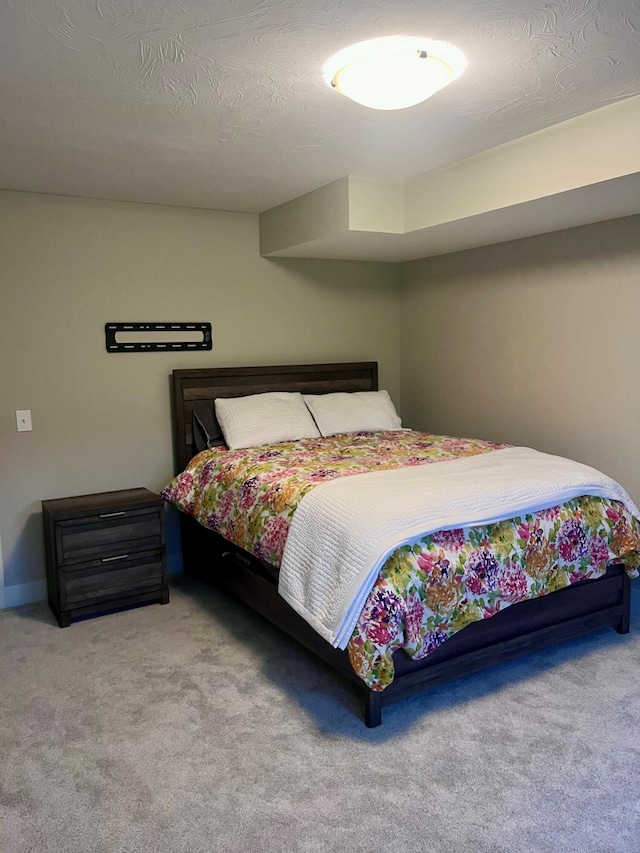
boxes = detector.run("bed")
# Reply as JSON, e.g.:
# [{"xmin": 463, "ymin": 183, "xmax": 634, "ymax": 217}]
[{"xmin": 165, "ymin": 361, "xmax": 637, "ymax": 726}]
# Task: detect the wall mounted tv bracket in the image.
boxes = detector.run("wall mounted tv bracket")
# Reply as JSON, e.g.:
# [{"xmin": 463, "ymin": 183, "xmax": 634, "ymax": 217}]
[{"xmin": 105, "ymin": 322, "xmax": 212, "ymax": 353}]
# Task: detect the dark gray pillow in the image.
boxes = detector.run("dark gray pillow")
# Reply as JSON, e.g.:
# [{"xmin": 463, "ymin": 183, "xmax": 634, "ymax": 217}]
[{"xmin": 192, "ymin": 408, "xmax": 225, "ymax": 452}]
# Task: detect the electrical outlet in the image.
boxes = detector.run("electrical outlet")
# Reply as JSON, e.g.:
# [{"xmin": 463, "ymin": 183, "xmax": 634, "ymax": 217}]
[{"xmin": 16, "ymin": 410, "xmax": 32, "ymax": 432}]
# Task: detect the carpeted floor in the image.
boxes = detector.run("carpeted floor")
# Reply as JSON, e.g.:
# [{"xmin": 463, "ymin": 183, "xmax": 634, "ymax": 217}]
[{"xmin": 1, "ymin": 576, "xmax": 639, "ymax": 853}]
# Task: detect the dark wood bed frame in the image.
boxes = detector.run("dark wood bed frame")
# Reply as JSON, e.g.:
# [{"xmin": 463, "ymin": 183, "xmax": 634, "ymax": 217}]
[{"xmin": 170, "ymin": 362, "xmax": 631, "ymax": 727}]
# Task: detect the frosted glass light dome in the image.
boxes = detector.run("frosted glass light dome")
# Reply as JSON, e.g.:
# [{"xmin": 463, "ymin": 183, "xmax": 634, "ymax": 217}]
[{"xmin": 323, "ymin": 36, "xmax": 467, "ymax": 110}]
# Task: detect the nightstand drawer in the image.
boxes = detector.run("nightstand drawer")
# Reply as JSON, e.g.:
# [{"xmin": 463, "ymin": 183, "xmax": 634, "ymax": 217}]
[
  {"xmin": 60, "ymin": 551, "xmax": 165, "ymax": 608},
  {"xmin": 56, "ymin": 507, "xmax": 164, "ymax": 565}
]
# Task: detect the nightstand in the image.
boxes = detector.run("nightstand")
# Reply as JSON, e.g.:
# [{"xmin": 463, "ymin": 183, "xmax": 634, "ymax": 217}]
[{"xmin": 42, "ymin": 488, "xmax": 169, "ymax": 628}]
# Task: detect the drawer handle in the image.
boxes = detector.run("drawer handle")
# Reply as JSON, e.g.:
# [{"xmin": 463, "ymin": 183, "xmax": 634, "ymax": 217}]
[
  {"xmin": 101, "ymin": 554, "xmax": 129, "ymax": 563},
  {"xmin": 99, "ymin": 511, "xmax": 126, "ymax": 518}
]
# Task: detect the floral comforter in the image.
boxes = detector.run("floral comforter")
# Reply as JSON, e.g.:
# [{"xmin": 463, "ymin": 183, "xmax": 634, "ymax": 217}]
[{"xmin": 162, "ymin": 431, "xmax": 640, "ymax": 691}]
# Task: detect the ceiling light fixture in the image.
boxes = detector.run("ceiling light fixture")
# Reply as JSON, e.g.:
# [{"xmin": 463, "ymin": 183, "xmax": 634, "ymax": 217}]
[{"xmin": 323, "ymin": 36, "xmax": 467, "ymax": 111}]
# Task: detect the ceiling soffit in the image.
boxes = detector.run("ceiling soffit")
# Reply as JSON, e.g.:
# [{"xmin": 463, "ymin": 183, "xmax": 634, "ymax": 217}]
[{"xmin": 259, "ymin": 96, "xmax": 640, "ymax": 262}]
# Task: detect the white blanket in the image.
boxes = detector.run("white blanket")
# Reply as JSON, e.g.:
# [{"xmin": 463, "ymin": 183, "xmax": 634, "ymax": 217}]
[{"xmin": 277, "ymin": 446, "xmax": 639, "ymax": 649}]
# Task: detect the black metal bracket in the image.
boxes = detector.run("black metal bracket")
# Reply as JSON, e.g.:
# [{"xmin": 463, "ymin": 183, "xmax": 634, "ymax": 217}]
[{"xmin": 105, "ymin": 322, "xmax": 212, "ymax": 353}]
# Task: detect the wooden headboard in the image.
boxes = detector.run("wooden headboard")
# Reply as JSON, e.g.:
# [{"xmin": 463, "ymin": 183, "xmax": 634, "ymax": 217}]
[{"xmin": 171, "ymin": 362, "xmax": 378, "ymax": 473}]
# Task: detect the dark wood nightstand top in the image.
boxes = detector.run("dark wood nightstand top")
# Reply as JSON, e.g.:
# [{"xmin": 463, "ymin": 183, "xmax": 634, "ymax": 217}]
[{"xmin": 42, "ymin": 488, "xmax": 163, "ymax": 521}]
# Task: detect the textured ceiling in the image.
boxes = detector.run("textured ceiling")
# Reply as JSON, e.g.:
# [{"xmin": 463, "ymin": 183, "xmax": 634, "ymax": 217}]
[{"xmin": 0, "ymin": 0, "xmax": 639, "ymax": 214}]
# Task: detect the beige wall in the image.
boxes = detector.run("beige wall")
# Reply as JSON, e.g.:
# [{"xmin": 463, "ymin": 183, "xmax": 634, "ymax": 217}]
[
  {"xmin": 400, "ymin": 214, "xmax": 640, "ymax": 504},
  {"xmin": 0, "ymin": 190, "xmax": 400, "ymax": 592}
]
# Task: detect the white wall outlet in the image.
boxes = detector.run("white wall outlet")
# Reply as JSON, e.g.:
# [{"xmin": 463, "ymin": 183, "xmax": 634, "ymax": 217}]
[{"xmin": 16, "ymin": 410, "xmax": 32, "ymax": 432}]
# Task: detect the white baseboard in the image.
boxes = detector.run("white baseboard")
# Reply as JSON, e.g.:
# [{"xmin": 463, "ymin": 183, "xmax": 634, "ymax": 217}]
[
  {"xmin": 3, "ymin": 580, "xmax": 47, "ymax": 609},
  {"xmin": 0, "ymin": 534, "xmax": 47, "ymax": 610}
]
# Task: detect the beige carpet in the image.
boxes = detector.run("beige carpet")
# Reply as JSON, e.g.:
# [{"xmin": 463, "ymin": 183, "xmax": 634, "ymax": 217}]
[{"xmin": 1, "ymin": 575, "xmax": 639, "ymax": 853}]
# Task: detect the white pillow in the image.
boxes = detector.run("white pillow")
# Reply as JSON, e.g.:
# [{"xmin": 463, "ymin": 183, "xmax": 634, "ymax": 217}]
[
  {"xmin": 303, "ymin": 390, "xmax": 402, "ymax": 437},
  {"xmin": 214, "ymin": 392, "xmax": 321, "ymax": 450}
]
